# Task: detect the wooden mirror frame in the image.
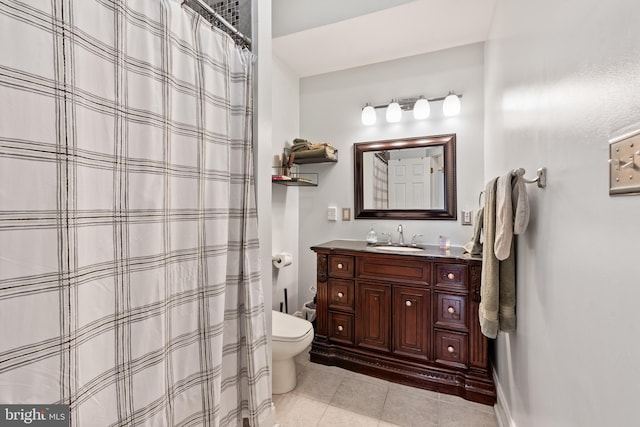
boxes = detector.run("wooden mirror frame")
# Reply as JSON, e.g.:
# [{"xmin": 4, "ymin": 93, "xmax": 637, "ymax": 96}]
[{"xmin": 354, "ymin": 134, "xmax": 457, "ymax": 220}]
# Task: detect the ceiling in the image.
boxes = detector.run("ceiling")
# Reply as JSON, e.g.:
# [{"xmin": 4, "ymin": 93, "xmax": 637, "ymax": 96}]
[{"xmin": 272, "ymin": 0, "xmax": 497, "ymax": 78}]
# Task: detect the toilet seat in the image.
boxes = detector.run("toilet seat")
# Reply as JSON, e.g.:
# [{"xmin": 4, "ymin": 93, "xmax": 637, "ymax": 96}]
[{"xmin": 272, "ymin": 311, "xmax": 313, "ymax": 342}]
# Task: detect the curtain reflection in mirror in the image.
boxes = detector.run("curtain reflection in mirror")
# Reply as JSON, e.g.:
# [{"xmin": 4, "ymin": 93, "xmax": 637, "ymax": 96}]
[{"xmin": 373, "ymin": 152, "xmax": 389, "ymax": 209}]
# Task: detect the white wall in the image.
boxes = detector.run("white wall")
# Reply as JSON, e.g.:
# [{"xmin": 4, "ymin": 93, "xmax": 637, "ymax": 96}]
[
  {"xmin": 271, "ymin": 56, "xmax": 301, "ymax": 312},
  {"xmin": 253, "ymin": 0, "xmax": 274, "ymax": 401},
  {"xmin": 485, "ymin": 1, "xmax": 640, "ymax": 426},
  {"xmin": 297, "ymin": 43, "xmax": 485, "ymax": 305}
]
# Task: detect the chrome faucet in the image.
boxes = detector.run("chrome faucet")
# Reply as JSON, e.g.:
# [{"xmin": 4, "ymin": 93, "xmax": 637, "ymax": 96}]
[{"xmin": 397, "ymin": 224, "xmax": 404, "ymax": 245}]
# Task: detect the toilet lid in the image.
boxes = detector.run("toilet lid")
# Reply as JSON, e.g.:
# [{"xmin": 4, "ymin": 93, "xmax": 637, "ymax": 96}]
[{"xmin": 272, "ymin": 310, "xmax": 313, "ymax": 342}]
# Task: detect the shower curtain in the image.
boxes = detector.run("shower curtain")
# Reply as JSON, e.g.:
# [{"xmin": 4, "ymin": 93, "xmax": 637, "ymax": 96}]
[{"xmin": 0, "ymin": 1, "xmax": 274, "ymax": 426}]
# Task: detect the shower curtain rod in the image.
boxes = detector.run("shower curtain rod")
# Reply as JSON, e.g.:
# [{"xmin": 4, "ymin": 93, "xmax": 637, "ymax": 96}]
[{"xmin": 182, "ymin": 0, "xmax": 252, "ymax": 48}]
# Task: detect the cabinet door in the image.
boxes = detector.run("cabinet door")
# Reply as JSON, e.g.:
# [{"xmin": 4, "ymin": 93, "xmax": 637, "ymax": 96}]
[
  {"xmin": 356, "ymin": 282, "xmax": 391, "ymax": 352},
  {"xmin": 393, "ymin": 286, "xmax": 430, "ymax": 360}
]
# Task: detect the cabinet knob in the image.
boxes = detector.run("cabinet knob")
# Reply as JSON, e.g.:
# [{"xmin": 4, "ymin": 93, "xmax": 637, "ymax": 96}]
[
  {"xmin": 405, "ymin": 300, "xmax": 412, "ymax": 307},
  {"xmin": 337, "ymin": 292, "xmax": 344, "ymax": 299},
  {"xmin": 447, "ymin": 345, "xmax": 455, "ymax": 353},
  {"xmin": 447, "ymin": 306, "xmax": 455, "ymax": 314},
  {"xmin": 447, "ymin": 272, "xmax": 455, "ymax": 280},
  {"xmin": 337, "ymin": 263, "xmax": 343, "ymax": 269},
  {"xmin": 337, "ymin": 325, "xmax": 344, "ymax": 332}
]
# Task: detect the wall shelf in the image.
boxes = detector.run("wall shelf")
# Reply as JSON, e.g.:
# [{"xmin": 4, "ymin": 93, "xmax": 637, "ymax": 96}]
[
  {"xmin": 273, "ymin": 147, "xmax": 337, "ymax": 186},
  {"xmin": 272, "ymin": 176, "xmax": 318, "ymax": 187},
  {"xmin": 272, "ymin": 167, "xmax": 318, "ymax": 186}
]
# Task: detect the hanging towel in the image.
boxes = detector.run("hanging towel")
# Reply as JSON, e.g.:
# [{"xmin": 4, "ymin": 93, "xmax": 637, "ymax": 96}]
[
  {"xmin": 479, "ymin": 177, "xmax": 517, "ymax": 339},
  {"xmin": 494, "ymin": 170, "xmax": 531, "ymax": 259},
  {"xmin": 494, "ymin": 171, "xmax": 514, "ymax": 261},
  {"xmin": 512, "ymin": 174, "xmax": 530, "ymax": 235},
  {"xmin": 463, "ymin": 207, "xmax": 484, "ymax": 256}
]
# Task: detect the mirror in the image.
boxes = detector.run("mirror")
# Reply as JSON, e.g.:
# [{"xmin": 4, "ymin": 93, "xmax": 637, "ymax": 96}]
[{"xmin": 354, "ymin": 134, "xmax": 457, "ymax": 220}]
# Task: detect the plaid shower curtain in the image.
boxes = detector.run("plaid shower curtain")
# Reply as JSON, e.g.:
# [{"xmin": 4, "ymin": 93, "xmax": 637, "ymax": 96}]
[{"xmin": 0, "ymin": 0, "xmax": 274, "ymax": 425}]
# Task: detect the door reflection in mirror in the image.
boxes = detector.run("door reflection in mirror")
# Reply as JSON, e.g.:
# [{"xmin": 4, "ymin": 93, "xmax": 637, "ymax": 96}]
[{"xmin": 363, "ymin": 147, "xmax": 444, "ymax": 210}]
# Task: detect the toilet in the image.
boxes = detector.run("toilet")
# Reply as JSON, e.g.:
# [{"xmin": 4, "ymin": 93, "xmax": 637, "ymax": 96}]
[{"xmin": 271, "ymin": 310, "xmax": 314, "ymax": 394}]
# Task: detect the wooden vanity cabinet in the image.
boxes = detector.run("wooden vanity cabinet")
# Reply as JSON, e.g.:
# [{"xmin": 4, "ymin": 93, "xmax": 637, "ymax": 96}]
[{"xmin": 311, "ymin": 240, "xmax": 495, "ymax": 405}]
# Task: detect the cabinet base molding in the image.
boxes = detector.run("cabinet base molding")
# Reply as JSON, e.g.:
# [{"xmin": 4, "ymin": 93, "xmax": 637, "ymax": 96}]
[{"xmin": 310, "ymin": 340, "xmax": 496, "ymax": 405}]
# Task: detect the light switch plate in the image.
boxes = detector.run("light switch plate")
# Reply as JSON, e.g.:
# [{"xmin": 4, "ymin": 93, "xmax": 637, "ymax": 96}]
[
  {"xmin": 342, "ymin": 208, "xmax": 351, "ymax": 221},
  {"xmin": 610, "ymin": 130, "xmax": 640, "ymax": 195},
  {"xmin": 327, "ymin": 206, "xmax": 337, "ymax": 221},
  {"xmin": 461, "ymin": 210, "xmax": 473, "ymax": 225}
]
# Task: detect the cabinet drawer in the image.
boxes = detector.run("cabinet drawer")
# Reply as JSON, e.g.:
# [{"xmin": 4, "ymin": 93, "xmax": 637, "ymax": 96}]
[
  {"xmin": 329, "ymin": 255, "xmax": 355, "ymax": 278},
  {"xmin": 358, "ymin": 256, "xmax": 430, "ymax": 286},
  {"xmin": 435, "ymin": 263, "xmax": 467, "ymax": 290},
  {"xmin": 434, "ymin": 292, "xmax": 468, "ymax": 331},
  {"xmin": 328, "ymin": 279, "xmax": 354, "ymax": 312},
  {"xmin": 328, "ymin": 312, "xmax": 354, "ymax": 345},
  {"xmin": 435, "ymin": 329, "xmax": 468, "ymax": 368}
]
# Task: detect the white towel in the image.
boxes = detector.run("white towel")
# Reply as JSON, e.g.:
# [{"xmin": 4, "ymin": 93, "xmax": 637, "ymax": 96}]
[
  {"xmin": 494, "ymin": 171, "xmax": 513, "ymax": 261},
  {"xmin": 512, "ymin": 175, "xmax": 530, "ymax": 235}
]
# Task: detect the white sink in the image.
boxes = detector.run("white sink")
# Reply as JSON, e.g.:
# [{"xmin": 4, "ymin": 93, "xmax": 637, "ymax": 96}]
[{"xmin": 373, "ymin": 245, "xmax": 424, "ymax": 252}]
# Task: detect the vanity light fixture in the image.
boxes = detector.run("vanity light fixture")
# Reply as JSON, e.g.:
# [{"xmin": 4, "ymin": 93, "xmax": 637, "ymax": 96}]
[
  {"xmin": 360, "ymin": 91, "xmax": 462, "ymax": 125},
  {"xmin": 413, "ymin": 96, "xmax": 430, "ymax": 120},
  {"xmin": 361, "ymin": 103, "xmax": 376, "ymax": 125},
  {"xmin": 386, "ymin": 100, "xmax": 402, "ymax": 123},
  {"xmin": 442, "ymin": 91, "xmax": 461, "ymax": 116}
]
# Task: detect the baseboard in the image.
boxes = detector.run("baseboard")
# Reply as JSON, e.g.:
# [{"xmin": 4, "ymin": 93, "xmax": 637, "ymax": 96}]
[{"xmin": 493, "ymin": 369, "xmax": 515, "ymax": 427}]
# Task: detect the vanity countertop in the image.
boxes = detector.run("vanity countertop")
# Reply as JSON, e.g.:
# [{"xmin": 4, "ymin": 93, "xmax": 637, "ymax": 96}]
[{"xmin": 311, "ymin": 239, "xmax": 481, "ymax": 261}]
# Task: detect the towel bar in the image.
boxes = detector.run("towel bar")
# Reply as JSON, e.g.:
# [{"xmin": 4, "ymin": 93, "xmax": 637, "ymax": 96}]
[
  {"xmin": 512, "ymin": 167, "xmax": 547, "ymax": 188},
  {"xmin": 479, "ymin": 166, "xmax": 547, "ymax": 207}
]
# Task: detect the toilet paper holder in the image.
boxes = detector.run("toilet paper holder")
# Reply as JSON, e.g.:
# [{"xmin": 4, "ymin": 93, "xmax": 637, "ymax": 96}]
[{"xmin": 272, "ymin": 252, "xmax": 293, "ymax": 268}]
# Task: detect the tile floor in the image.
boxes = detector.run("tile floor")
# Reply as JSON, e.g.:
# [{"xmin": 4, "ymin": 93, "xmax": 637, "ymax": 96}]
[{"xmin": 272, "ymin": 348, "xmax": 499, "ymax": 427}]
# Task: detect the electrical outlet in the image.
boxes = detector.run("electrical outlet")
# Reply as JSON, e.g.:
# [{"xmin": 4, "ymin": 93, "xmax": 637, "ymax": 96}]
[
  {"xmin": 327, "ymin": 206, "xmax": 337, "ymax": 221},
  {"xmin": 461, "ymin": 210, "xmax": 473, "ymax": 225}
]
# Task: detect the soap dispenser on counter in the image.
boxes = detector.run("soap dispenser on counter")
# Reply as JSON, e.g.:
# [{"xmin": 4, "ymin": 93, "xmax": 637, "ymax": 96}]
[{"xmin": 366, "ymin": 225, "xmax": 378, "ymax": 245}]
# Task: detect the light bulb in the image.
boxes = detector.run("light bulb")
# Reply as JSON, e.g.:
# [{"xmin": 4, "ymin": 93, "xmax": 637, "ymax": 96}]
[
  {"xmin": 361, "ymin": 104, "xmax": 376, "ymax": 125},
  {"xmin": 413, "ymin": 97, "xmax": 430, "ymax": 120},
  {"xmin": 386, "ymin": 101, "xmax": 401, "ymax": 123},
  {"xmin": 443, "ymin": 92, "xmax": 461, "ymax": 116}
]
